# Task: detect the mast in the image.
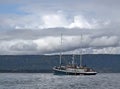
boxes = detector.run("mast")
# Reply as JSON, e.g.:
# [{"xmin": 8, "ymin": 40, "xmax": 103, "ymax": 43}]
[
  {"xmin": 72, "ymin": 53, "xmax": 75, "ymax": 66},
  {"xmin": 80, "ymin": 34, "xmax": 82, "ymax": 67},
  {"xmin": 59, "ymin": 34, "xmax": 62, "ymax": 67}
]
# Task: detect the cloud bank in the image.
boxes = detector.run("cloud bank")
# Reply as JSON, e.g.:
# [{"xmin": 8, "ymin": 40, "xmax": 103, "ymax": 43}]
[{"xmin": 0, "ymin": 0, "xmax": 120, "ymax": 54}]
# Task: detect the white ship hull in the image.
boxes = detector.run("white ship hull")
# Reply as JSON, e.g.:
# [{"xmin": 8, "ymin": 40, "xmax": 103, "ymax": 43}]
[{"xmin": 53, "ymin": 67, "xmax": 97, "ymax": 75}]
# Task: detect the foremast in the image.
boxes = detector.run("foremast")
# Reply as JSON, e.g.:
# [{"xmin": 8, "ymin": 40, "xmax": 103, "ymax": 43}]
[{"xmin": 59, "ymin": 34, "xmax": 62, "ymax": 67}]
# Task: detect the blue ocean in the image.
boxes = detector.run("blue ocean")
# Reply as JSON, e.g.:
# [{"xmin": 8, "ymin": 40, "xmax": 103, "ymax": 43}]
[{"xmin": 0, "ymin": 73, "xmax": 120, "ymax": 89}]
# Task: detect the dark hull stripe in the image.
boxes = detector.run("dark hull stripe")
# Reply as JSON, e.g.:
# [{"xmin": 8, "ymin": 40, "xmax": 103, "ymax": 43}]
[{"xmin": 53, "ymin": 70, "xmax": 97, "ymax": 75}]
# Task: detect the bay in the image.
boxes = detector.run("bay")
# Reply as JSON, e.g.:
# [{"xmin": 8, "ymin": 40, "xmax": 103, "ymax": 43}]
[{"xmin": 0, "ymin": 73, "xmax": 120, "ymax": 89}]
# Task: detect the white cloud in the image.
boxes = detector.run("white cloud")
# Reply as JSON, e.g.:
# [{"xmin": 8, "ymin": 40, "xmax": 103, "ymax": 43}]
[
  {"xmin": 92, "ymin": 47, "xmax": 120, "ymax": 54},
  {"xmin": 1, "ymin": 13, "xmax": 105, "ymax": 30},
  {"xmin": 41, "ymin": 14, "xmax": 69, "ymax": 29},
  {"xmin": 33, "ymin": 37, "xmax": 60, "ymax": 52},
  {"xmin": 69, "ymin": 16, "xmax": 97, "ymax": 29}
]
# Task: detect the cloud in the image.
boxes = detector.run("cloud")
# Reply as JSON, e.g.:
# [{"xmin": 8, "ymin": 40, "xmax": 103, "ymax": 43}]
[
  {"xmin": 69, "ymin": 16, "xmax": 99, "ymax": 29},
  {"xmin": 1, "ymin": 13, "xmax": 105, "ymax": 30},
  {"xmin": 41, "ymin": 14, "xmax": 69, "ymax": 29},
  {"xmin": 0, "ymin": 34, "xmax": 119, "ymax": 55},
  {"xmin": 0, "ymin": 0, "xmax": 120, "ymax": 54},
  {"xmin": 90, "ymin": 36, "xmax": 119, "ymax": 48}
]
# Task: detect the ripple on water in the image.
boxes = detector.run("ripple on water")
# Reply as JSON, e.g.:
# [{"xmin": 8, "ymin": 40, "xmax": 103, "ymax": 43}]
[{"xmin": 0, "ymin": 73, "xmax": 120, "ymax": 89}]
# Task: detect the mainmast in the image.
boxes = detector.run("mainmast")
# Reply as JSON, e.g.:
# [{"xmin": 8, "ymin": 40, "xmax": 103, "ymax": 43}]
[
  {"xmin": 72, "ymin": 53, "xmax": 75, "ymax": 66},
  {"xmin": 59, "ymin": 34, "xmax": 62, "ymax": 67},
  {"xmin": 80, "ymin": 34, "xmax": 83, "ymax": 67}
]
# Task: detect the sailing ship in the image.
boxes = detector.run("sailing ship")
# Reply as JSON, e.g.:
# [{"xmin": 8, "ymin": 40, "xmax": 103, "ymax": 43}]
[{"xmin": 53, "ymin": 34, "xmax": 97, "ymax": 75}]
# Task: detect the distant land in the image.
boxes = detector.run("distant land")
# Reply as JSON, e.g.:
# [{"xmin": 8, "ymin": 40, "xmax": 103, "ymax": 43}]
[{"xmin": 0, "ymin": 54, "xmax": 120, "ymax": 73}]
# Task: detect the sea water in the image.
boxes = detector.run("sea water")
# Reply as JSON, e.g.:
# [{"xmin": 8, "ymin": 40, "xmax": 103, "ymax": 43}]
[{"xmin": 0, "ymin": 73, "xmax": 120, "ymax": 89}]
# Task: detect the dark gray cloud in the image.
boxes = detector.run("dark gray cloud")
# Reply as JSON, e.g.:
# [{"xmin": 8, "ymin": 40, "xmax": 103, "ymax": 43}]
[{"xmin": 0, "ymin": 26, "xmax": 120, "ymax": 55}]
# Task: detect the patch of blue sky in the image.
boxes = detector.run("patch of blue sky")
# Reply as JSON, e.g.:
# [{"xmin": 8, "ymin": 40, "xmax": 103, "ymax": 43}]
[{"xmin": 0, "ymin": 4, "xmax": 28, "ymax": 15}]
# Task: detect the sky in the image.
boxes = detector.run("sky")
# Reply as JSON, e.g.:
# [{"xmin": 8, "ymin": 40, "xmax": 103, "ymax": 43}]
[{"xmin": 0, "ymin": 0, "xmax": 120, "ymax": 55}]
